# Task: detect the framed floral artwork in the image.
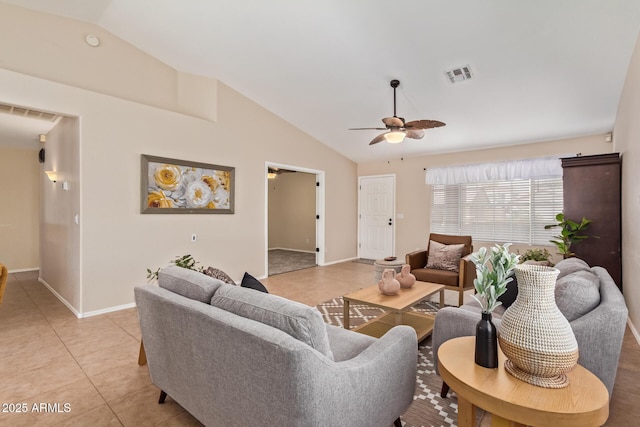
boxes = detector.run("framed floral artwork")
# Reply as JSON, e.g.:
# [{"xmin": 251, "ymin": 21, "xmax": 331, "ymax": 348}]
[{"xmin": 141, "ymin": 154, "xmax": 235, "ymax": 214}]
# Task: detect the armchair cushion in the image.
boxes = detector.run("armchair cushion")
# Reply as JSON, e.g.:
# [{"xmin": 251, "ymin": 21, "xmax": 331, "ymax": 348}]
[
  {"xmin": 411, "ymin": 268, "xmax": 459, "ymax": 287},
  {"xmin": 426, "ymin": 240, "xmax": 465, "ymax": 272}
]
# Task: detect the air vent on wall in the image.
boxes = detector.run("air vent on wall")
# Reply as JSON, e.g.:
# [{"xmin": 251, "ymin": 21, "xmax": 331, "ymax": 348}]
[
  {"xmin": 0, "ymin": 102, "xmax": 61, "ymax": 122},
  {"xmin": 445, "ymin": 65, "xmax": 473, "ymax": 84}
]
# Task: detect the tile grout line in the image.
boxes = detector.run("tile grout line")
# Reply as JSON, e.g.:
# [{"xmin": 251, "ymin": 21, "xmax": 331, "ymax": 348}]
[{"xmin": 14, "ymin": 273, "xmax": 128, "ymax": 426}]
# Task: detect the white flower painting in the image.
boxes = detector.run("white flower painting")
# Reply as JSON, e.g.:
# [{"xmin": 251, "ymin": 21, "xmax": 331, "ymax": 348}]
[{"xmin": 142, "ymin": 155, "xmax": 234, "ymax": 214}]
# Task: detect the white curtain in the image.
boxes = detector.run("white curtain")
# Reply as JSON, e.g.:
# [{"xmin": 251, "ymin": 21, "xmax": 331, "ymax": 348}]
[{"xmin": 425, "ymin": 156, "xmax": 564, "ymax": 185}]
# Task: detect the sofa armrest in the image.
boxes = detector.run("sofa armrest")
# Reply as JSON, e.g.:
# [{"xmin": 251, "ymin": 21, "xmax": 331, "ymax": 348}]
[
  {"xmin": 569, "ymin": 267, "xmax": 628, "ymax": 396},
  {"xmin": 320, "ymin": 325, "xmax": 418, "ymax": 426},
  {"xmin": 432, "ymin": 306, "xmax": 502, "ymax": 375},
  {"xmin": 406, "ymin": 250, "xmax": 427, "ymax": 270}
]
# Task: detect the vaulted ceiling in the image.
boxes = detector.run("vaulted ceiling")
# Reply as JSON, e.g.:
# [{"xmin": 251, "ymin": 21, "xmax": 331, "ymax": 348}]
[{"xmin": 2, "ymin": 0, "xmax": 640, "ymax": 162}]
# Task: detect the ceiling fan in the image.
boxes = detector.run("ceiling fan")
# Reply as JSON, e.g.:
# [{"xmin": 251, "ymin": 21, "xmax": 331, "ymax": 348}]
[{"xmin": 350, "ymin": 79, "xmax": 445, "ymax": 145}]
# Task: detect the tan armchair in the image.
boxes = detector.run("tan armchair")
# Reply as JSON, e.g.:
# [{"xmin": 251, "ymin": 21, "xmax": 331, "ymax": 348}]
[
  {"xmin": 405, "ymin": 233, "xmax": 475, "ymax": 307},
  {"xmin": 0, "ymin": 263, "xmax": 7, "ymax": 305}
]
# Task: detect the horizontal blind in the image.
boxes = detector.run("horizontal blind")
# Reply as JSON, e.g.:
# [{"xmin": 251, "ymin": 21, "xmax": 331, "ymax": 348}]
[{"xmin": 431, "ymin": 177, "xmax": 563, "ymax": 245}]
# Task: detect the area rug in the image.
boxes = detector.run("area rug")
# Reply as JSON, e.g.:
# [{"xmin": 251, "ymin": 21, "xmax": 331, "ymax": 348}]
[{"xmin": 316, "ymin": 297, "xmax": 485, "ymax": 427}]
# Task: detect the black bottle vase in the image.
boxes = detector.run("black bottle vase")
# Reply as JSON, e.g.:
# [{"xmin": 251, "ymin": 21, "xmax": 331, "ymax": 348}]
[{"xmin": 475, "ymin": 312, "xmax": 498, "ymax": 368}]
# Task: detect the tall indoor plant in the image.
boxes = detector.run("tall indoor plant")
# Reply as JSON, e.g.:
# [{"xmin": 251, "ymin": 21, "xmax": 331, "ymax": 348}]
[
  {"xmin": 470, "ymin": 243, "xmax": 520, "ymax": 368},
  {"xmin": 544, "ymin": 213, "xmax": 593, "ymax": 258}
]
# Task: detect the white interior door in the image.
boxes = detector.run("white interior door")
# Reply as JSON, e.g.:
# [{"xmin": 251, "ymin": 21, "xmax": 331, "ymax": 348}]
[{"xmin": 358, "ymin": 175, "xmax": 395, "ymax": 260}]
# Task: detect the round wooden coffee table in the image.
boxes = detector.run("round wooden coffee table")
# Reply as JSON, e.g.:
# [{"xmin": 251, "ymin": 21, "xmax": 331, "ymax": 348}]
[{"xmin": 438, "ymin": 336, "xmax": 609, "ymax": 427}]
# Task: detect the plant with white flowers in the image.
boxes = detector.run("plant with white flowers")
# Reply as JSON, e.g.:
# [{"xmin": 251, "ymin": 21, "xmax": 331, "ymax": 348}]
[{"xmin": 470, "ymin": 243, "xmax": 520, "ymax": 313}]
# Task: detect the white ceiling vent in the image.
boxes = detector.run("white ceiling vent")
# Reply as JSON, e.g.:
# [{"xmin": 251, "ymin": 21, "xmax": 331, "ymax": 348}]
[
  {"xmin": 445, "ymin": 65, "xmax": 473, "ymax": 84},
  {"xmin": 0, "ymin": 102, "xmax": 61, "ymax": 122}
]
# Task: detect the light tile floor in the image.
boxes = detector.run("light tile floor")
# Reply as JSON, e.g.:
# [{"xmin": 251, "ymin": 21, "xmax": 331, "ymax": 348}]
[{"xmin": 0, "ymin": 264, "xmax": 638, "ymax": 426}]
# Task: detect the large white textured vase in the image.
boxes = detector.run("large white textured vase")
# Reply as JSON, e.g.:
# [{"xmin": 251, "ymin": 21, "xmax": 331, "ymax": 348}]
[{"xmin": 498, "ymin": 264, "xmax": 579, "ymax": 388}]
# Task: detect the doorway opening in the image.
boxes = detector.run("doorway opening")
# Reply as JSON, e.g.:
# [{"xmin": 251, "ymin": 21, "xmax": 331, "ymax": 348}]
[{"xmin": 265, "ymin": 162, "xmax": 325, "ymax": 276}]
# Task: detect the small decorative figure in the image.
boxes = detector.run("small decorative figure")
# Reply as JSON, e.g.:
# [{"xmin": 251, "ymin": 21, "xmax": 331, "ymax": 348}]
[
  {"xmin": 378, "ymin": 269, "xmax": 401, "ymax": 295},
  {"xmin": 397, "ymin": 264, "xmax": 416, "ymax": 289}
]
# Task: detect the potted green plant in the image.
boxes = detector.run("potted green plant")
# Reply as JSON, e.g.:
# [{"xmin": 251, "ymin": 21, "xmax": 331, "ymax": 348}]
[
  {"xmin": 470, "ymin": 243, "xmax": 520, "ymax": 368},
  {"xmin": 147, "ymin": 254, "xmax": 205, "ymax": 280},
  {"xmin": 544, "ymin": 213, "xmax": 593, "ymax": 258},
  {"xmin": 518, "ymin": 248, "xmax": 553, "ymax": 266}
]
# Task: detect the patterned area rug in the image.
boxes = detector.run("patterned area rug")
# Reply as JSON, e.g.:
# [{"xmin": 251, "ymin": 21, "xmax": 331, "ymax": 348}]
[{"xmin": 316, "ymin": 297, "xmax": 484, "ymax": 427}]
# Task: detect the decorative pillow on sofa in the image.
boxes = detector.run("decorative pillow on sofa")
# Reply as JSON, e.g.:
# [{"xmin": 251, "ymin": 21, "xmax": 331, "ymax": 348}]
[
  {"xmin": 159, "ymin": 266, "xmax": 226, "ymax": 303},
  {"xmin": 241, "ymin": 272, "xmax": 268, "ymax": 293},
  {"xmin": 426, "ymin": 240, "xmax": 464, "ymax": 272},
  {"xmin": 204, "ymin": 266, "xmax": 236, "ymax": 285},
  {"xmin": 555, "ymin": 269, "xmax": 601, "ymax": 322},
  {"xmin": 211, "ymin": 285, "xmax": 334, "ymax": 360}
]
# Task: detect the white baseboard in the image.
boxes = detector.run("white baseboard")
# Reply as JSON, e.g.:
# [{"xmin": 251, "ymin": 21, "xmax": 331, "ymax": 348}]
[
  {"xmin": 321, "ymin": 256, "xmax": 358, "ymax": 266},
  {"xmin": 8, "ymin": 267, "xmax": 39, "ymax": 273},
  {"xmin": 38, "ymin": 277, "xmax": 136, "ymax": 318},
  {"xmin": 628, "ymin": 318, "xmax": 640, "ymax": 346},
  {"xmin": 38, "ymin": 277, "xmax": 82, "ymax": 318},
  {"xmin": 82, "ymin": 302, "xmax": 137, "ymax": 318}
]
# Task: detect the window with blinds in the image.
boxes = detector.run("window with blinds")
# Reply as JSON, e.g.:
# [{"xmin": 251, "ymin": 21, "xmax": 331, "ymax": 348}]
[{"xmin": 431, "ymin": 177, "xmax": 563, "ymax": 245}]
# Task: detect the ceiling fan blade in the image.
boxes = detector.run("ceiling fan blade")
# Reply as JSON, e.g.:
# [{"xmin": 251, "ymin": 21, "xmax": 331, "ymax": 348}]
[
  {"xmin": 404, "ymin": 119, "xmax": 446, "ymax": 130},
  {"xmin": 405, "ymin": 129, "xmax": 425, "ymax": 139},
  {"xmin": 369, "ymin": 133, "xmax": 388, "ymax": 145},
  {"xmin": 349, "ymin": 127, "xmax": 388, "ymax": 131},
  {"xmin": 382, "ymin": 117, "xmax": 404, "ymax": 128}
]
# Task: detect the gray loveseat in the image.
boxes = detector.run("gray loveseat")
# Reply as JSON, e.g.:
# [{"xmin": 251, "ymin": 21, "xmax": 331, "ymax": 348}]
[
  {"xmin": 432, "ymin": 257, "xmax": 628, "ymax": 397},
  {"xmin": 135, "ymin": 266, "xmax": 418, "ymax": 427}
]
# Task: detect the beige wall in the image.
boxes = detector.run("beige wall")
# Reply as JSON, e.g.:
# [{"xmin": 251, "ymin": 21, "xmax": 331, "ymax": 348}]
[
  {"xmin": 357, "ymin": 135, "xmax": 613, "ymax": 259},
  {"xmin": 613, "ymin": 32, "xmax": 640, "ymax": 335},
  {"xmin": 0, "ymin": 146, "xmax": 40, "ymax": 270},
  {"xmin": 39, "ymin": 117, "xmax": 81, "ymax": 310},
  {"xmin": 268, "ymin": 172, "xmax": 316, "ymax": 252},
  {"xmin": 0, "ymin": 6, "xmax": 357, "ymax": 315},
  {"xmin": 0, "ymin": 3, "xmax": 216, "ymax": 122}
]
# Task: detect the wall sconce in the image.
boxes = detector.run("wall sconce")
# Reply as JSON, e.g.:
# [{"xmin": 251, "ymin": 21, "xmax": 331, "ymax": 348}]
[
  {"xmin": 267, "ymin": 172, "xmax": 277, "ymax": 179},
  {"xmin": 45, "ymin": 171, "xmax": 58, "ymax": 183}
]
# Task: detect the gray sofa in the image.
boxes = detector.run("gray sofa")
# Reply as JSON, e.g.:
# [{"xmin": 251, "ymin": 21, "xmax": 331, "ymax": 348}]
[
  {"xmin": 432, "ymin": 257, "xmax": 628, "ymax": 397},
  {"xmin": 135, "ymin": 266, "xmax": 418, "ymax": 427}
]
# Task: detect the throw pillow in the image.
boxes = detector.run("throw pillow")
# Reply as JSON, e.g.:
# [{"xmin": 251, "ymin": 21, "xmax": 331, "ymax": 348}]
[
  {"xmin": 555, "ymin": 269, "xmax": 601, "ymax": 322},
  {"xmin": 497, "ymin": 274, "xmax": 518, "ymax": 308},
  {"xmin": 241, "ymin": 272, "xmax": 268, "ymax": 293},
  {"xmin": 204, "ymin": 266, "xmax": 236, "ymax": 285},
  {"xmin": 211, "ymin": 286, "xmax": 334, "ymax": 360},
  {"xmin": 426, "ymin": 240, "xmax": 464, "ymax": 272}
]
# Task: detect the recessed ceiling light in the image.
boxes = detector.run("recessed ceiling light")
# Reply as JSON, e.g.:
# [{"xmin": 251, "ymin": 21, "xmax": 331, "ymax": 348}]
[
  {"xmin": 445, "ymin": 65, "xmax": 473, "ymax": 84},
  {"xmin": 85, "ymin": 34, "xmax": 100, "ymax": 47}
]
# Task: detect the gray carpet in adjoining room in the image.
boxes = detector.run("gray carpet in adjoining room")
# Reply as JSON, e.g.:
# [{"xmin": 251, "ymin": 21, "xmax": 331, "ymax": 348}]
[{"xmin": 268, "ymin": 249, "xmax": 317, "ymax": 275}]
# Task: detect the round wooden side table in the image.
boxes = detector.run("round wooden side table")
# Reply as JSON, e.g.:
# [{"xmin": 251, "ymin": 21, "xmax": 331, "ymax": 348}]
[{"xmin": 438, "ymin": 336, "xmax": 609, "ymax": 427}]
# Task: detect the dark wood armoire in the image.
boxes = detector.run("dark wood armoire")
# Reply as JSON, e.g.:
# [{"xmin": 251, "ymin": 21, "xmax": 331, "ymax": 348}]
[{"xmin": 561, "ymin": 153, "xmax": 622, "ymax": 290}]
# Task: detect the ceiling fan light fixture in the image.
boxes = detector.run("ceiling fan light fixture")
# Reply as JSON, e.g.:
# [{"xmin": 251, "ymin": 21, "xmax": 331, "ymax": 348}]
[{"xmin": 384, "ymin": 131, "xmax": 405, "ymax": 143}]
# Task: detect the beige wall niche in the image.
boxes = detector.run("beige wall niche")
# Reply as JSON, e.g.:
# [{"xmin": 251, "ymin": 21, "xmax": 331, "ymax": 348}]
[
  {"xmin": 268, "ymin": 171, "xmax": 317, "ymax": 253},
  {"xmin": 0, "ymin": 146, "xmax": 40, "ymax": 271}
]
